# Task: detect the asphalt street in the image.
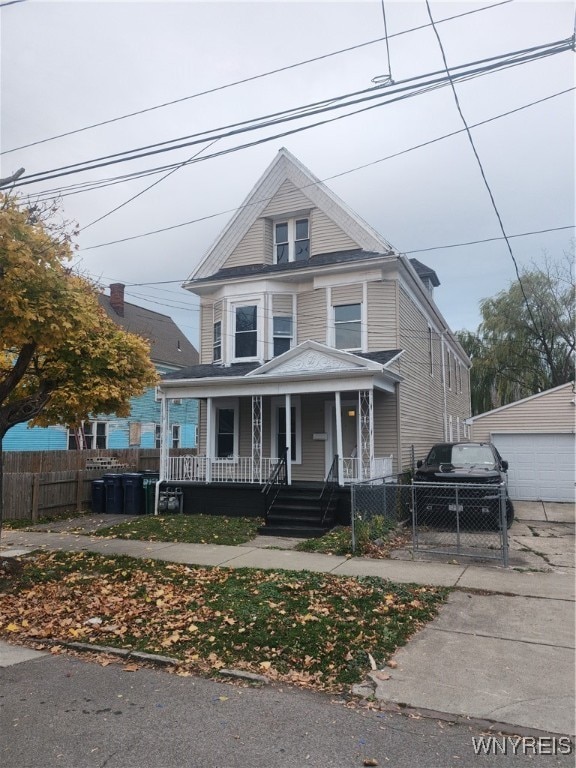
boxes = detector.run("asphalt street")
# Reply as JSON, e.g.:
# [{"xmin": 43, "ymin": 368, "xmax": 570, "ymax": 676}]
[{"xmin": 1, "ymin": 652, "xmax": 574, "ymax": 768}]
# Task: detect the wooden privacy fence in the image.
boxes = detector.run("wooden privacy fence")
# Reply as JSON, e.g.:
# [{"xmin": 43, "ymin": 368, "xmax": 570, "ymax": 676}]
[
  {"xmin": 1, "ymin": 449, "xmax": 196, "ymax": 521},
  {"xmin": 3, "ymin": 470, "xmax": 102, "ymax": 522}
]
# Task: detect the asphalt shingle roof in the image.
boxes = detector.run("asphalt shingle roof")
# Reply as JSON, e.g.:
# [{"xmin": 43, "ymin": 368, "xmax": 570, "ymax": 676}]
[{"xmin": 98, "ymin": 294, "xmax": 199, "ymax": 369}]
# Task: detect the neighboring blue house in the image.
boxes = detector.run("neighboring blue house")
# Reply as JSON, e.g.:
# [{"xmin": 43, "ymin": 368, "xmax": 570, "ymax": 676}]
[{"xmin": 4, "ymin": 283, "xmax": 199, "ymax": 451}]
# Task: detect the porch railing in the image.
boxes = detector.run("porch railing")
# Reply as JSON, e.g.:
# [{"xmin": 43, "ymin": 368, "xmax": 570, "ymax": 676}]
[
  {"xmin": 342, "ymin": 456, "xmax": 393, "ymax": 483},
  {"xmin": 319, "ymin": 454, "xmax": 339, "ymax": 526},
  {"xmin": 167, "ymin": 454, "xmax": 393, "ymax": 484},
  {"xmin": 262, "ymin": 447, "xmax": 289, "ymax": 521}
]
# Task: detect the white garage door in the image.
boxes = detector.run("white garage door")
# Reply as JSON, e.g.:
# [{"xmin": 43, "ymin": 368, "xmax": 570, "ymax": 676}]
[{"xmin": 493, "ymin": 433, "xmax": 575, "ymax": 502}]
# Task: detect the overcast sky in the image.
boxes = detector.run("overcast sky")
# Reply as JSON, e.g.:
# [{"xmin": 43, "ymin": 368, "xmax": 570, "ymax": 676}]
[{"xmin": 1, "ymin": 0, "xmax": 574, "ymax": 348}]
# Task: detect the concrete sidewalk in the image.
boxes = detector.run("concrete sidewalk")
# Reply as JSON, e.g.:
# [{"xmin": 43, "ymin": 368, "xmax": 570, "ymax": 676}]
[{"xmin": 1, "ymin": 504, "xmax": 574, "ymax": 737}]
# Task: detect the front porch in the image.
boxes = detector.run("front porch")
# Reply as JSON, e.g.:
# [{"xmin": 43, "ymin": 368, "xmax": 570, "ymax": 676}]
[{"xmin": 166, "ymin": 454, "xmax": 393, "ymax": 485}]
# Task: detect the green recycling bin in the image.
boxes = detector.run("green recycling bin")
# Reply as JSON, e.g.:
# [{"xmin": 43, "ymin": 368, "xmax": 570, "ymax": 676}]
[{"xmin": 140, "ymin": 471, "xmax": 160, "ymax": 514}]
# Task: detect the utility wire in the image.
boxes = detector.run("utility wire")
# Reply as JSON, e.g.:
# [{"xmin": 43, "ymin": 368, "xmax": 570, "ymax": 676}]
[
  {"xmin": 373, "ymin": 0, "xmax": 394, "ymax": 85},
  {"xmin": 79, "ymin": 87, "xmax": 574, "ymax": 251},
  {"xmin": 424, "ymin": 0, "xmax": 554, "ymax": 357},
  {"xmin": 79, "ymin": 139, "xmax": 220, "ymax": 232},
  {"xmin": 1, "ymin": 0, "xmax": 515, "ymax": 156},
  {"xmin": 13, "ymin": 37, "xmax": 568, "ymax": 188}
]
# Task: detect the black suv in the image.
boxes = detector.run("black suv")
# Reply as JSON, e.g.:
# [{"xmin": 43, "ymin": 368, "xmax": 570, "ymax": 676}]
[{"xmin": 414, "ymin": 441, "xmax": 514, "ymax": 528}]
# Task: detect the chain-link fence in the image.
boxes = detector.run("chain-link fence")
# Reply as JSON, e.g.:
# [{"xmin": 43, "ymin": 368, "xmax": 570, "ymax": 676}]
[{"xmin": 351, "ymin": 477, "xmax": 510, "ymax": 565}]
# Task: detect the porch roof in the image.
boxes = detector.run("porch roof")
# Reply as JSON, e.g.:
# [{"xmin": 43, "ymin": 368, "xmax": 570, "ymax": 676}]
[{"xmin": 159, "ymin": 343, "xmax": 403, "ymax": 398}]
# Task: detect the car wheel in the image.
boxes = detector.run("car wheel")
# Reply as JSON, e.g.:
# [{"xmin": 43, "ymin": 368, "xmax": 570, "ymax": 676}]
[{"xmin": 506, "ymin": 499, "xmax": 515, "ymax": 528}]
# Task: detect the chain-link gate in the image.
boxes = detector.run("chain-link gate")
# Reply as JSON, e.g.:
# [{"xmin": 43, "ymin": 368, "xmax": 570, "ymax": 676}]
[{"xmin": 351, "ymin": 478, "xmax": 510, "ymax": 565}]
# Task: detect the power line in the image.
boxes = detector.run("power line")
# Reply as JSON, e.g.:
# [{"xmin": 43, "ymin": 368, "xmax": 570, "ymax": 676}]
[
  {"xmin": 14, "ymin": 37, "xmax": 568, "ymax": 189},
  {"xmin": 0, "ymin": 0, "xmax": 28, "ymax": 7},
  {"xmin": 424, "ymin": 0, "xmax": 548, "ymax": 355},
  {"xmin": 79, "ymin": 139, "xmax": 220, "ymax": 232},
  {"xmin": 1, "ymin": 0, "xmax": 515, "ymax": 156},
  {"xmin": 79, "ymin": 87, "xmax": 574, "ymax": 251}
]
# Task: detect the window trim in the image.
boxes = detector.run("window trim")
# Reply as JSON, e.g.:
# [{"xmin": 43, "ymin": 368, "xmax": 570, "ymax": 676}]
[
  {"xmin": 172, "ymin": 424, "xmax": 181, "ymax": 450},
  {"xmin": 230, "ymin": 300, "xmax": 262, "ymax": 363},
  {"xmin": 213, "ymin": 320, "xmax": 222, "ymax": 362},
  {"xmin": 211, "ymin": 399, "xmax": 239, "ymax": 460},
  {"xmin": 272, "ymin": 314, "xmax": 293, "ymax": 357},
  {"xmin": 273, "ymin": 217, "xmax": 310, "ymax": 264},
  {"xmin": 428, "ymin": 325, "xmax": 434, "ymax": 377},
  {"xmin": 333, "ymin": 302, "xmax": 362, "ymax": 352}
]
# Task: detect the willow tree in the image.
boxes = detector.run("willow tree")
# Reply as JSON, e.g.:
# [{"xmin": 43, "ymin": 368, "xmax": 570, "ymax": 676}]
[
  {"xmin": 457, "ymin": 252, "xmax": 575, "ymax": 414},
  {"xmin": 0, "ymin": 194, "xmax": 158, "ymax": 531}
]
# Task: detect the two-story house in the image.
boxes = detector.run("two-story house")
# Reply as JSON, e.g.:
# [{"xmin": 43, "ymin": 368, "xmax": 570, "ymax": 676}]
[
  {"xmin": 157, "ymin": 149, "xmax": 471, "ymax": 529},
  {"xmin": 4, "ymin": 284, "xmax": 199, "ymax": 452}
]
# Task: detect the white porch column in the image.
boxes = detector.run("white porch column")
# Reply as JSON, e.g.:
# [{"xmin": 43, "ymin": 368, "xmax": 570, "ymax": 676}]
[
  {"xmin": 359, "ymin": 389, "xmax": 374, "ymax": 479},
  {"xmin": 252, "ymin": 395, "xmax": 262, "ymax": 484},
  {"xmin": 335, "ymin": 391, "xmax": 344, "ymax": 486},
  {"xmin": 285, "ymin": 393, "xmax": 292, "ymax": 485},
  {"xmin": 159, "ymin": 393, "xmax": 170, "ymax": 482},
  {"xmin": 206, "ymin": 397, "xmax": 213, "ymax": 483}
]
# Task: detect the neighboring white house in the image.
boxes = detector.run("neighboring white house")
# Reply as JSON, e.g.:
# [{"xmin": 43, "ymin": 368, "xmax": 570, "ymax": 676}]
[{"xmin": 468, "ymin": 382, "xmax": 575, "ymax": 502}]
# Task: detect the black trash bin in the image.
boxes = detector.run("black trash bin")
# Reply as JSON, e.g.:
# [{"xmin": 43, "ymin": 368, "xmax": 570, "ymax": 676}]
[
  {"xmin": 140, "ymin": 471, "xmax": 160, "ymax": 515},
  {"xmin": 103, "ymin": 473, "xmax": 124, "ymax": 515},
  {"xmin": 91, "ymin": 479, "xmax": 106, "ymax": 515},
  {"xmin": 122, "ymin": 473, "xmax": 144, "ymax": 515}
]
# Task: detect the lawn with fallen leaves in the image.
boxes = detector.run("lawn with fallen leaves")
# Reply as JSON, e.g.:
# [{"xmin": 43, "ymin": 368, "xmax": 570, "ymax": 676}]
[
  {"xmin": 92, "ymin": 514, "xmax": 263, "ymax": 545},
  {"xmin": 0, "ymin": 551, "xmax": 447, "ymax": 691}
]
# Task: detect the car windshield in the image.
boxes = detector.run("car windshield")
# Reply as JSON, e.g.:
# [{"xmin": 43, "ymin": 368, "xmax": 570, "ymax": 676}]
[{"xmin": 427, "ymin": 444, "xmax": 496, "ymax": 468}]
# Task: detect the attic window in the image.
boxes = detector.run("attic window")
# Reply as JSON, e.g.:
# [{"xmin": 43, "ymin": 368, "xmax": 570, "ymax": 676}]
[{"xmin": 274, "ymin": 218, "xmax": 309, "ymax": 264}]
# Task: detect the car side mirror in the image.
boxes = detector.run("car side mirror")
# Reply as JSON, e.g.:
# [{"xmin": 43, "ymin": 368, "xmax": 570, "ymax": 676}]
[
  {"xmin": 416, "ymin": 459, "xmax": 423, "ymax": 468},
  {"xmin": 501, "ymin": 460, "xmax": 508, "ymax": 471}
]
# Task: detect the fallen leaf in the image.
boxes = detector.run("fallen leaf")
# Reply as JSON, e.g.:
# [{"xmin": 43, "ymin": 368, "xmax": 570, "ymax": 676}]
[
  {"xmin": 363, "ymin": 760, "xmax": 378, "ymax": 767},
  {"xmin": 386, "ymin": 660, "xmax": 397, "ymax": 669},
  {"xmin": 122, "ymin": 663, "xmax": 140, "ymax": 672},
  {"xmin": 367, "ymin": 653, "xmax": 377, "ymax": 670}
]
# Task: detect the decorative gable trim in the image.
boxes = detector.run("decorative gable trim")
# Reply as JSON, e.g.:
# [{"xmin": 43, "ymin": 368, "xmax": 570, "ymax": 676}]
[
  {"xmin": 186, "ymin": 149, "xmax": 396, "ymax": 282},
  {"xmin": 247, "ymin": 340, "xmax": 383, "ymax": 377}
]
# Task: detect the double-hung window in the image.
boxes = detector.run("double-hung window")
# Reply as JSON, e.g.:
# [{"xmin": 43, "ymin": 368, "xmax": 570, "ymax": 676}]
[
  {"xmin": 273, "ymin": 316, "xmax": 293, "ymax": 356},
  {"xmin": 213, "ymin": 321, "xmax": 222, "ymax": 362},
  {"xmin": 234, "ymin": 305, "xmax": 258, "ymax": 359},
  {"xmin": 68, "ymin": 421, "xmax": 107, "ymax": 450},
  {"xmin": 216, "ymin": 406, "xmax": 236, "ymax": 459},
  {"xmin": 274, "ymin": 218, "xmax": 309, "ymax": 263},
  {"xmin": 334, "ymin": 304, "xmax": 361, "ymax": 351}
]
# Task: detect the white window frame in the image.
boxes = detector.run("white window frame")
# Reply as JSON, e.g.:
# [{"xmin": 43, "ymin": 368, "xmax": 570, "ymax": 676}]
[
  {"xmin": 446, "ymin": 349, "xmax": 452, "ymax": 390},
  {"xmin": 273, "ymin": 217, "xmax": 310, "ymax": 264},
  {"xmin": 270, "ymin": 395, "xmax": 301, "ymax": 464},
  {"xmin": 68, "ymin": 420, "xmax": 108, "ymax": 450},
  {"xmin": 211, "ymin": 399, "xmax": 239, "ymax": 460},
  {"xmin": 272, "ymin": 314, "xmax": 293, "ymax": 357},
  {"xmin": 230, "ymin": 299, "xmax": 263, "ymax": 363},
  {"xmin": 428, "ymin": 325, "xmax": 434, "ymax": 377},
  {"xmin": 155, "ymin": 423, "xmax": 161, "ymax": 449},
  {"xmin": 333, "ymin": 302, "xmax": 363, "ymax": 352},
  {"xmin": 172, "ymin": 424, "xmax": 181, "ymax": 449},
  {"xmin": 213, "ymin": 320, "xmax": 222, "ymax": 362}
]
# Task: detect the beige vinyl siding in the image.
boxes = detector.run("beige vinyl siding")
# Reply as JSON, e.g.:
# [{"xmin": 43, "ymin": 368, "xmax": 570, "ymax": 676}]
[
  {"xmin": 200, "ymin": 302, "xmax": 213, "ymax": 364},
  {"xmin": 331, "ymin": 284, "xmax": 362, "ymax": 305},
  {"xmin": 297, "ymin": 289, "xmax": 326, "ymax": 344},
  {"xmin": 310, "ymin": 208, "xmax": 359, "ymax": 256},
  {"xmin": 373, "ymin": 390, "xmax": 399, "ymax": 474},
  {"xmin": 221, "ymin": 218, "xmax": 266, "ymax": 270},
  {"xmin": 272, "ymin": 294, "xmax": 293, "ymax": 315},
  {"xmin": 261, "ymin": 179, "xmax": 314, "ymax": 217},
  {"xmin": 397, "ymin": 287, "xmax": 470, "ymax": 469},
  {"xmin": 263, "ymin": 219, "xmax": 273, "ymax": 266},
  {"xmin": 471, "ymin": 384, "xmax": 575, "ymax": 443},
  {"xmin": 238, "ymin": 398, "xmax": 253, "ymax": 456},
  {"xmin": 293, "ymin": 394, "xmax": 329, "ymax": 482},
  {"xmin": 367, "ymin": 281, "xmax": 398, "ymax": 351}
]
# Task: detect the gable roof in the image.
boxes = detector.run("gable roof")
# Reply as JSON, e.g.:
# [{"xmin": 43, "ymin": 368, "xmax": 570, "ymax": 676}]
[
  {"xmin": 98, "ymin": 289, "xmax": 198, "ymax": 369},
  {"xmin": 186, "ymin": 148, "xmax": 397, "ymax": 282},
  {"xmin": 468, "ymin": 382, "xmax": 575, "ymax": 422}
]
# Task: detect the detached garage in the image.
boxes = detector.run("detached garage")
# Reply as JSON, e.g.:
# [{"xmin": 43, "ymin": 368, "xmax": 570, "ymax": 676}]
[{"xmin": 469, "ymin": 383, "xmax": 575, "ymax": 502}]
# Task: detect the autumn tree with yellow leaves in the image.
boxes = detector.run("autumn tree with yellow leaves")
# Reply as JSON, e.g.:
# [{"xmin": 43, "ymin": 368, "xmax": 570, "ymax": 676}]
[{"xmin": 0, "ymin": 194, "xmax": 158, "ymax": 529}]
